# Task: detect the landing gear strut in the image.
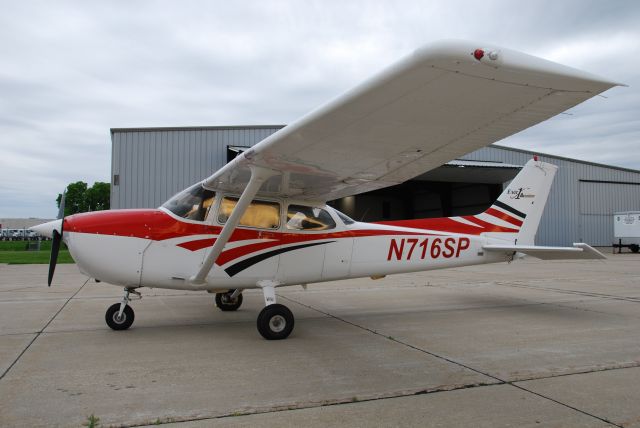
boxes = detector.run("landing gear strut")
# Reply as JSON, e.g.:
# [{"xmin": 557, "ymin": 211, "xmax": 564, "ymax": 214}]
[
  {"xmin": 256, "ymin": 281, "xmax": 294, "ymax": 340},
  {"xmin": 215, "ymin": 289, "xmax": 243, "ymax": 311},
  {"xmin": 105, "ymin": 288, "xmax": 140, "ymax": 330}
]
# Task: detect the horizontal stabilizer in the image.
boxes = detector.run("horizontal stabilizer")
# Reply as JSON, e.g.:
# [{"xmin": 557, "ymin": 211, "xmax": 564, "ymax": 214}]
[{"xmin": 483, "ymin": 243, "xmax": 606, "ymax": 260}]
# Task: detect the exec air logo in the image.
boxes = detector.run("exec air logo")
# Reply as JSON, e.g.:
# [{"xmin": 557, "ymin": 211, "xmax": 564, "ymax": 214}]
[{"xmin": 507, "ymin": 187, "xmax": 534, "ymax": 199}]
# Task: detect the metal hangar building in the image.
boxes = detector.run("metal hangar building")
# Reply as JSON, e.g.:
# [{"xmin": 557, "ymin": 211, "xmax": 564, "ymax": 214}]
[{"xmin": 110, "ymin": 125, "xmax": 640, "ymax": 247}]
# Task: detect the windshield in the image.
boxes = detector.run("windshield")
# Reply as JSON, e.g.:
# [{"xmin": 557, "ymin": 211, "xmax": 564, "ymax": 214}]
[{"xmin": 162, "ymin": 183, "xmax": 216, "ymax": 222}]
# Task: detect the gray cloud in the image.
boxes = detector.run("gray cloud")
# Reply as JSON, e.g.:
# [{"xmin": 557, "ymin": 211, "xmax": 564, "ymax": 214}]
[{"xmin": 1, "ymin": 0, "xmax": 639, "ymax": 217}]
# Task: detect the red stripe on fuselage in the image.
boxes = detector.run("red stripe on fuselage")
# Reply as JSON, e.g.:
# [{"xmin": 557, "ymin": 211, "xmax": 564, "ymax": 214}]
[
  {"xmin": 485, "ymin": 207, "xmax": 523, "ymax": 227},
  {"xmin": 177, "ymin": 238, "xmax": 217, "ymax": 251},
  {"xmin": 178, "ymin": 230, "xmax": 432, "ymax": 266},
  {"xmin": 461, "ymin": 215, "xmax": 519, "ymax": 233},
  {"xmin": 377, "ymin": 217, "xmax": 482, "ymax": 234},
  {"xmin": 64, "ymin": 210, "xmax": 434, "ymax": 267},
  {"xmin": 66, "ymin": 209, "xmax": 520, "ymax": 247},
  {"xmin": 62, "ymin": 208, "xmax": 519, "ymax": 269},
  {"xmin": 379, "ymin": 215, "xmax": 519, "ymax": 234},
  {"xmin": 65, "ymin": 210, "xmax": 434, "ymax": 242},
  {"xmin": 64, "ymin": 209, "xmax": 220, "ymax": 241}
]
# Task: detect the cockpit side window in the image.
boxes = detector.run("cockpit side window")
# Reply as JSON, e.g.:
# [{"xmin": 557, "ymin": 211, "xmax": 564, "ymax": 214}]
[
  {"xmin": 286, "ymin": 205, "xmax": 336, "ymax": 231},
  {"xmin": 161, "ymin": 183, "xmax": 216, "ymax": 222},
  {"xmin": 218, "ymin": 197, "xmax": 280, "ymax": 229},
  {"xmin": 335, "ymin": 209, "xmax": 355, "ymax": 225}
]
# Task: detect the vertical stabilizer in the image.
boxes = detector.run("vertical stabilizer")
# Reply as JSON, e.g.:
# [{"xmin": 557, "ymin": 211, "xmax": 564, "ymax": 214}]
[{"xmin": 483, "ymin": 159, "xmax": 558, "ymax": 245}]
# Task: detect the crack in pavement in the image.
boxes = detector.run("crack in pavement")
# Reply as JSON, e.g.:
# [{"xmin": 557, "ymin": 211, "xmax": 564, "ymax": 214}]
[
  {"xmin": 1, "ymin": 280, "xmax": 633, "ymax": 427},
  {"xmin": 0, "ymin": 278, "xmax": 89, "ymax": 381},
  {"xmin": 0, "ymin": 296, "xmax": 595, "ymax": 338},
  {"xmin": 126, "ymin": 381, "xmax": 504, "ymax": 427},
  {"xmin": 494, "ymin": 281, "xmax": 640, "ymax": 303},
  {"xmin": 126, "ymin": 294, "xmax": 629, "ymax": 427},
  {"xmin": 279, "ymin": 294, "xmax": 625, "ymax": 428}
]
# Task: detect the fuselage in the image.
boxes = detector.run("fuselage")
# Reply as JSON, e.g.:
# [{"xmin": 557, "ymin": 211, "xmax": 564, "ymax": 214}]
[{"xmin": 60, "ymin": 200, "xmax": 515, "ymax": 291}]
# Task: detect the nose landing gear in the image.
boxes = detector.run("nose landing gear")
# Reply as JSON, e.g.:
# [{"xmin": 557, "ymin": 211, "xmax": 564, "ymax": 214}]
[
  {"xmin": 215, "ymin": 289, "xmax": 243, "ymax": 311},
  {"xmin": 105, "ymin": 288, "xmax": 141, "ymax": 330}
]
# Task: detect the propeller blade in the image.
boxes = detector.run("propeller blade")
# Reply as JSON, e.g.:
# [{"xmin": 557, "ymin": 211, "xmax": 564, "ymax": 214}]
[
  {"xmin": 58, "ymin": 192, "xmax": 66, "ymax": 230},
  {"xmin": 48, "ymin": 230, "xmax": 61, "ymax": 287},
  {"xmin": 48, "ymin": 191, "xmax": 66, "ymax": 287}
]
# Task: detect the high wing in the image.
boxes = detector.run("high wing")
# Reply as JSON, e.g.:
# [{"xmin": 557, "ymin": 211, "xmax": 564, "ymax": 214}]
[{"xmin": 203, "ymin": 40, "xmax": 620, "ymax": 201}]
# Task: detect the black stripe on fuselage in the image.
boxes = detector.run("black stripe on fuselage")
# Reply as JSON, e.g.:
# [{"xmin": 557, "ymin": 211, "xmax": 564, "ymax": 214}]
[
  {"xmin": 493, "ymin": 200, "xmax": 527, "ymax": 220},
  {"xmin": 224, "ymin": 241, "xmax": 335, "ymax": 277}
]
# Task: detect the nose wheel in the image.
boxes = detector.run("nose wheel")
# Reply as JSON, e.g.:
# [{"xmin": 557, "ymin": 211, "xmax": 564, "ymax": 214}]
[
  {"xmin": 215, "ymin": 289, "xmax": 243, "ymax": 311},
  {"xmin": 105, "ymin": 288, "xmax": 140, "ymax": 331},
  {"xmin": 106, "ymin": 303, "xmax": 134, "ymax": 330}
]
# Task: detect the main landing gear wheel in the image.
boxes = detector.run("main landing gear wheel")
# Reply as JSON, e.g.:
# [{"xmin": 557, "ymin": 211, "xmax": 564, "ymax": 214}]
[
  {"xmin": 105, "ymin": 303, "xmax": 134, "ymax": 330},
  {"xmin": 215, "ymin": 290, "xmax": 243, "ymax": 311},
  {"xmin": 257, "ymin": 304, "xmax": 294, "ymax": 340}
]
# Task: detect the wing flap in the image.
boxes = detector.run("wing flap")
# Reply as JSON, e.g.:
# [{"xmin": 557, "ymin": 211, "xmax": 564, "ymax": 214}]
[
  {"xmin": 483, "ymin": 243, "xmax": 607, "ymax": 260},
  {"xmin": 204, "ymin": 40, "xmax": 619, "ymax": 201}
]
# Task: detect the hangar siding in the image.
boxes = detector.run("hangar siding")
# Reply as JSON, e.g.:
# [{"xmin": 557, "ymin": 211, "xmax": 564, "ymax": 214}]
[
  {"xmin": 461, "ymin": 147, "xmax": 640, "ymax": 246},
  {"xmin": 111, "ymin": 126, "xmax": 640, "ymax": 246},
  {"xmin": 111, "ymin": 126, "xmax": 282, "ymax": 210}
]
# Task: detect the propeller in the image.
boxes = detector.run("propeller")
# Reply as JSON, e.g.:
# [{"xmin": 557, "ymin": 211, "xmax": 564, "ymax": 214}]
[{"xmin": 48, "ymin": 192, "xmax": 66, "ymax": 287}]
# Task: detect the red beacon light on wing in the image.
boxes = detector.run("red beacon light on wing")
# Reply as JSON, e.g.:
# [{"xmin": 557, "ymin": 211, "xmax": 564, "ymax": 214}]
[{"xmin": 473, "ymin": 49, "xmax": 500, "ymax": 62}]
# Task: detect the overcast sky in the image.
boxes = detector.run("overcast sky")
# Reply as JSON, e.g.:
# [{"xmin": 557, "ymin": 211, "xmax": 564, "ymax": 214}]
[{"xmin": 1, "ymin": 0, "xmax": 639, "ymax": 218}]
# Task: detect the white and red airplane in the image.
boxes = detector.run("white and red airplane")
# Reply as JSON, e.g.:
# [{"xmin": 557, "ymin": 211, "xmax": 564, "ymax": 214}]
[{"xmin": 33, "ymin": 40, "xmax": 617, "ymax": 340}]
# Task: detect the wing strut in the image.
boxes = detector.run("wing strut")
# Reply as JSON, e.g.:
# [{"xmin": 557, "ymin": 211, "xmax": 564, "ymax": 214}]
[{"xmin": 190, "ymin": 166, "xmax": 277, "ymax": 285}]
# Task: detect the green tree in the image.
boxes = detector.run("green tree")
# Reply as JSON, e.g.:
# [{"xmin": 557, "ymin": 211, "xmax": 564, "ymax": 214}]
[
  {"xmin": 85, "ymin": 182, "xmax": 111, "ymax": 211},
  {"xmin": 56, "ymin": 181, "xmax": 110, "ymax": 216}
]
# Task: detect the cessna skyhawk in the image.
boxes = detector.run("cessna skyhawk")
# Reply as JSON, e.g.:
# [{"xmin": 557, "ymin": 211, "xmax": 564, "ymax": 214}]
[{"xmin": 33, "ymin": 40, "xmax": 616, "ymax": 339}]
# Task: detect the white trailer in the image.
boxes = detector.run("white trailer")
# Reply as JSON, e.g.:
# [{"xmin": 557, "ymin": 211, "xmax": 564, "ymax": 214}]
[{"xmin": 613, "ymin": 211, "xmax": 640, "ymax": 253}]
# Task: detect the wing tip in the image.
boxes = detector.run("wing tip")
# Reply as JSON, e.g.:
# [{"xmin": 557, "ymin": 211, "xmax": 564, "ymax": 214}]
[
  {"xmin": 412, "ymin": 39, "xmax": 622, "ymax": 92},
  {"xmin": 573, "ymin": 243, "xmax": 608, "ymax": 260}
]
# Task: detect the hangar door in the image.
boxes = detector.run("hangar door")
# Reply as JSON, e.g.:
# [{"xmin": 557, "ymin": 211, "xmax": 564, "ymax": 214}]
[{"xmin": 579, "ymin": 180, "xmax": 640, "ymax": 245}]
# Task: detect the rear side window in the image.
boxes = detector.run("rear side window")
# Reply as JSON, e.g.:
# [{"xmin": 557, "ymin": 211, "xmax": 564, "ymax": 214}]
[
  {"xmin": 218, "ymin": 197, "xmax": 280, "ymax": 229},
  {"xmin": 286, "ymin": 205, "xmax": 336, "ymax": 231}
]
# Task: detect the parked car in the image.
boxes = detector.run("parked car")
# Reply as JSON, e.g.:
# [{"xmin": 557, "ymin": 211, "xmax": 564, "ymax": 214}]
[{"xmin": 0, "ymin": 228, "xmax": 43, "ymax": 241}]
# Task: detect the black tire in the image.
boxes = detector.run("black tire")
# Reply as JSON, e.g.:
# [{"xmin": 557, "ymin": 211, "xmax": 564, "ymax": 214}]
[
  {"xmin": 105, "ymin": 303, "xmax": 135, "ymax": 330},
  {"xmin": 630, "ymin": 244, "xmax": 639, "ymax": 253},
  {"xmin": 257, "ymin": 304, "xmax": 294, "ymax": 340},
  {"xmin": 215, "ymin": 291, "xmax": 243, "ymax": 311}
]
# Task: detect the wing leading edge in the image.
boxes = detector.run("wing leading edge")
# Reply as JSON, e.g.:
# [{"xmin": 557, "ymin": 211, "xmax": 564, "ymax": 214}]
[{"xmin": 204, "ymin": 40, "xmax": 620, "ymax": 201}]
